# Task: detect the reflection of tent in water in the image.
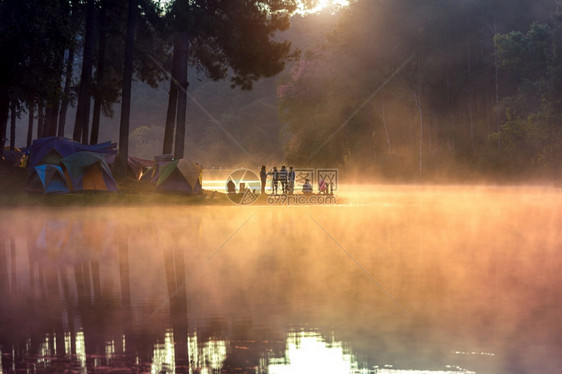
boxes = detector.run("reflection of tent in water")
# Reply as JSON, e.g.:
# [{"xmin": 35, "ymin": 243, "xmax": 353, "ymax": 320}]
[
  {"xmin": 26, "ymin": 164, "xmax": 70, "ymax": 194},
  {"xmin": 157, "ymin": 159, "xmax": 203, "ymax": 194},
  {"xmin": 62, "ymin": 151, "xmax": 118, "ymax": 192},
  {"xmin": 32, "ymin": 219, "xmax": 116, "ymax": 265}
]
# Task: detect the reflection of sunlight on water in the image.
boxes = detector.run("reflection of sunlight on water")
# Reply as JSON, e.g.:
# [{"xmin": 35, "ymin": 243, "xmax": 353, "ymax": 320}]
[
  {"xmin": 268, "ymin": 331, "xmax": 359, "ymax": 374},
  {"xmin": 267, "ymin": 331, "xmax": 477, "ymax": 374},
  {"xmin": 38, "ymin": 335, "xmax": 52, "ymax": 367},
  {"xmin": 198, "ymin": 337, "xmax": 228, "ymax": 371},
  {"xmin": 64, "ymin": 332, "xmax": 71, "ymax": 356},
  {"xmin": 105, "ymin": 339, "xmax": 115, "ymax": 365},
  {"xmin": 76, "ymin": 330, "xmax": 86, "ymax": 372},
  {"xmin": 377, "ymin": 370, "xmax": 474, "ymax": 374},
  {"xmin": 151, "ymin": 330, "xmax": 228, "ymax": 374},
  {"xmin": 151, "ymin": 330, "xmax": 175, "ymax": 374}
]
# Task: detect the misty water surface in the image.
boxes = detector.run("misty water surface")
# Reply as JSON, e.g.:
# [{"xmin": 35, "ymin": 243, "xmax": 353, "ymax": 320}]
[{"xmin": 1, "ymin": 185, "xmax": 561, "ymax": 373}]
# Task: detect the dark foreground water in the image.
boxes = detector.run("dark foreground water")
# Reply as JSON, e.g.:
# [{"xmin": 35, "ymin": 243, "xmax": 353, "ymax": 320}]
[{"xmin": 1, "ymin": 185, "xmax": 562, "ymax": 373}]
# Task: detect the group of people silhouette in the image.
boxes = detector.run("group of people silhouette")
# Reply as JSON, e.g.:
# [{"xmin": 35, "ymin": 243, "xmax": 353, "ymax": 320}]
[
  {"xmin": 259, "ymin": 165, "xmax": 324, "ymax": 195},
  {"xmin": 260, "ymin": 165, "xmax": 297, "ymax": 194}
]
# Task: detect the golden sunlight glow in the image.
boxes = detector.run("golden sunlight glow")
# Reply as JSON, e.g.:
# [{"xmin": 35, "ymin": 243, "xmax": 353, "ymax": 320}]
[
  {"xmin": 297, "ymin": 0, "xmax": 350, "ymax": 15},
  {"xmin": 268, "ymin": 331, "xmax": 358, "ymax": 374},
  {"xmin": 267, "ymin": 331, "xmax": 479, "ymax": 374}
]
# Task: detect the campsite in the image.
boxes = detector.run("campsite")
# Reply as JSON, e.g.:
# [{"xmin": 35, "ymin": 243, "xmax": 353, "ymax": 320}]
[
  {"xmin": 3, "ymin": 0, "xmax": 562, "ymax": 373},
  {"xmin": 0, "ymin": 136, "xmax": 219, "ymax": 207}
]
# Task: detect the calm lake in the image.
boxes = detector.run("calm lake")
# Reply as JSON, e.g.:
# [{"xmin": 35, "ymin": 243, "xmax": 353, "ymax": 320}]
[{"xmin": 1, "ymin": 185, "xmax": 561, "ymax": 373}]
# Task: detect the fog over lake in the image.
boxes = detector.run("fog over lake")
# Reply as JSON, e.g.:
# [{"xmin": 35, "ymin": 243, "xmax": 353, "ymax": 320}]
[{"xmin": 1, "ymin": 185, "xmax": 561, "ymax": 373}]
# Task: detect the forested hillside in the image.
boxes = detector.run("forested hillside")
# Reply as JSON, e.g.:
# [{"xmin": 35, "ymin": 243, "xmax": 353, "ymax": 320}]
[{"xmin": 279, "ymin": 0, "xmax": 562, "ymax": 180}]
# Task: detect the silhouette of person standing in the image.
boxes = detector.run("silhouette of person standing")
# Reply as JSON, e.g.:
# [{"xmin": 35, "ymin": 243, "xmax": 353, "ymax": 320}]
[
  {"xmin": 288, "ymin": 166, "xmax": 295, "ymax": 194},
  {"xmin": 268, "ymin": 167, "xmax": 278, "ymax": 194},
  {"xmin": 279, "ymin": 165, "xmax": 288, "ymax": 194},
  {"xmin": 260, "ymin": 165, "xmax": 267, "ymax": 193}
]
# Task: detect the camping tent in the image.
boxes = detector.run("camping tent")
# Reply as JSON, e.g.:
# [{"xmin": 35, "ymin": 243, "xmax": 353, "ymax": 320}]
[
  {"xmin": 156, "ymin": 159, "xmax": 203, "ymax": 194},
  {"xmin": 26, "ymin": 164, "xmax": 70, "ymax": 194},
  {"xmin": 128, "ymin": 156, "xmax": 155, "ymax": 180},
  {"xmin": 62, "ymin": 151, "xmax": 118, "ymax": 192},
  {"xmin": 151, "ymin": 154, "xmax": 174, "ymax": 183},
  {"xmin": 29, "ymin": 136, "xmax": 117, "ymax": 168}
]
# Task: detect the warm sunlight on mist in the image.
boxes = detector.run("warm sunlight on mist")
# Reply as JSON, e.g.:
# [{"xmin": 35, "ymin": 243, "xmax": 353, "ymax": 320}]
[
  {"xmin": 2, "ymin": 185, "xmax": 562, "ymax": 372},
  {"xmin": 297, "ymin": 0, "xmax": 350, "ymax": 14}
]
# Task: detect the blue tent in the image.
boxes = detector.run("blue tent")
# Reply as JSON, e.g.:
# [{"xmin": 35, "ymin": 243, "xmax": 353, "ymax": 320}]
[
  {"xmin": 29, "ymin": 137, "xmax": 117, "ymax": 168},
  {"xmin": 26, "ymin": 164, "xmax": 70, "ymax": 194}
]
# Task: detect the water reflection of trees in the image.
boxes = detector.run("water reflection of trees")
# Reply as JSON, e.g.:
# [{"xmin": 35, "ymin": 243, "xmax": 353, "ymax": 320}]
[
  {"xmin": 0, "ymin": 214, "xmax": 289, "ymax": 373},
  {"xmin": 3, "ymin": 201, "xmax": 562, "ymax": 373},
  {"xmin": 0, "ymin": 218, "xmax": 132, "ymax": 371}
]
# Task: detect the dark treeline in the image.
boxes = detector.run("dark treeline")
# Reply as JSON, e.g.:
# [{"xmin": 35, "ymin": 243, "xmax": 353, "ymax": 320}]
[
  {"xmin": 280, "ymin": 0, "xmax": 562, "ymax": 181},
  {"xmin": 2, "ymin": 0, "xmax": 561, "ymax": 181},
  {"xmin": 0, "ymin": 0, "xmax": 298, "ymax": 175}
]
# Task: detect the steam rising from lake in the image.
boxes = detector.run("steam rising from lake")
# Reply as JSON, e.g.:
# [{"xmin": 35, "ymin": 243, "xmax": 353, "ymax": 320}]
[{"xmin": 1, "ymin": 184, "xmax": 561, "ymax": 373}]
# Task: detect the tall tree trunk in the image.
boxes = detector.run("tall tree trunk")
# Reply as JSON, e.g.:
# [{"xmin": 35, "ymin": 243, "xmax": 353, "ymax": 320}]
[
  {"xmin": 91, "ymin": 0, "xmax": 107, "ymax": 145},
  {"xmin": 174, "ymin": 31, "xmax": 189, "ymax": 160},
  {"xmin": 10, "ymin": 100, "xmax": 16, "ymax": 150},
  {"xmin": 494, "ymin": 48, "xmax": 501, "ymax": 150},
  {"xmin": 46, "ymin": 42, "xmax": 65, "ymax": 137},
  {"xmin": 58, "ymin": 45, "xmax": 74, "ymax": 138},
  {"xmin": 162, "ymin": 33, "xmax": 182, "ymax": 156},
  {"xmin": 467, "ymin": 35, "xmax": 475, "ymax": 151},
  {"xmin": 118, "ymin": 0, "xmax": 137, "ymax": 177},
  {"xmin": 59, "ymin": 45, "xmax": 75, "ymax": 138},
  {"xmin": 73, "ymin": 0, "xmax": 96, "ymax": 143},
  {"xmin": 59, "ymin": 1, "xmax": 78, "ymax": 138},
  {"xmin": 0, "ymin": 90, "xmax": 8, "ymax": 159},
  {"xmin": 410, "ymin": 55, "xmax": 425, "ymax": 177},
  {"xmin": 46, "ymin": 103, "xmax": 60, "ymax": 137},
  {"xmin": 27, "ymin": 101, "xmax": 34, "ymax": 146},
  {"xmin": 163, "ymin": 83, "xmax": 178, "ymax": 155},
  {"xmin": 37, "ymin": 101, "xmax": 44, "ymax": 138}
]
